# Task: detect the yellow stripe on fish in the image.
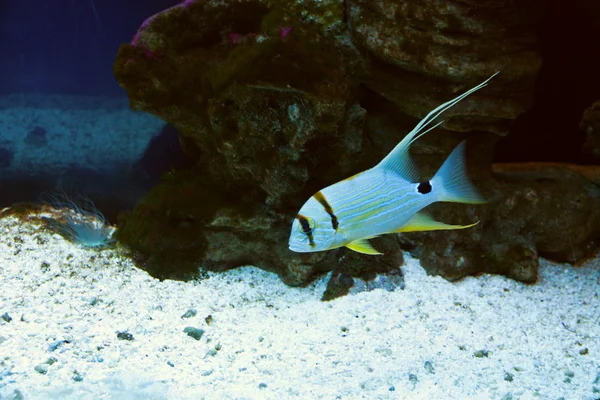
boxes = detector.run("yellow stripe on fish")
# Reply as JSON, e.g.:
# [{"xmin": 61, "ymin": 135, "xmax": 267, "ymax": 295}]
[{"xmin": 288, "ymin": 72, "xmax": 498, "ymax": 255}]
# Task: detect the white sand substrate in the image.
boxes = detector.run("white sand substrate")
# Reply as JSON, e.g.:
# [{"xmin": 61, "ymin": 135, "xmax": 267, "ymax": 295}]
[{"xmin": 0, "ymin": 214, "xmax": 599, "ymax": 400}]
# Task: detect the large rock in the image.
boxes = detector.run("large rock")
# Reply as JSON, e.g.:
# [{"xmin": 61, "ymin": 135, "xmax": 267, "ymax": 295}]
[
  {"xmin": 114, "ymin": 0, "xmax": 407, "ymax": 289},
  {"xmin": 348, "ymin": 0, "xmax": 541, "ymax": 135},
  {"xmin": 399, "ymin": 163, "xmax": 600, "ymax": 282},
  {"xmin": 113, "ymin": 0, "xmax": 597, "ymax": 294}
]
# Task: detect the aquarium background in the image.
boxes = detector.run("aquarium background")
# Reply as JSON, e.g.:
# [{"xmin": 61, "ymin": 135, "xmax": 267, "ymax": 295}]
[
  {"xmin": 0, "ymin": 0, "xmax": 599, "ymax": 224},
  {"xmin": 0, "ymin": 0, "xmax": 181, "ymax": 221},
  {"xmin": 0, "ymin": 1, "xmax": 599, "ymax": 398},
  {"xmin": 0, "ymin": 0, "xmax": 180, "ymax": 96}
]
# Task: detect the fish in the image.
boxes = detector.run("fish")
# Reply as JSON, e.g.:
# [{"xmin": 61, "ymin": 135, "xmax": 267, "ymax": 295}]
[{"xmin": 288, "ymin": 72, "xmax": 499, "ymax": 255}]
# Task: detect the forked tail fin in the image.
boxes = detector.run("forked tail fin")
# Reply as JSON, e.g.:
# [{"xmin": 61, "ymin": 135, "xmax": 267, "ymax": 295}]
[{"xmin": 430, "ymin": 141, "xmax": 486, "ymax": 204}]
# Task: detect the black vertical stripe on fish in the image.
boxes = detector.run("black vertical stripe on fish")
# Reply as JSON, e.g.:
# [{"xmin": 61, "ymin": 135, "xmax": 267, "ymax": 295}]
[
  {"xmin": 296, "ymin": 214, "xmax": 315, "ymax": 247},
  {"xmin": 313, "ymin": 191, "xmax": 339, "ymax": 230}
]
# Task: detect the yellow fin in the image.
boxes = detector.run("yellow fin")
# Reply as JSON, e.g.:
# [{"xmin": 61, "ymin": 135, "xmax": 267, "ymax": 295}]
[
  {"xmin": 345, "ymin": 239, "xmax": 383, "ymax": 255},
  {"xmin": 396, "ymin": 212, "xmax": 479, "ymax": 233}
]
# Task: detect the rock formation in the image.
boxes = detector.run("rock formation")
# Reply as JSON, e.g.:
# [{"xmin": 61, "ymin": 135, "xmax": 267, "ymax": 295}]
[{"xmin": 113, "ymin": 0, "xmax": 599, "ymax": 296}]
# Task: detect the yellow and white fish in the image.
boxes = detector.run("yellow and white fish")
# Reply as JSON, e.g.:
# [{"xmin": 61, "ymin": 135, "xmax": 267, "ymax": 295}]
[{"xmin": 288, "ymin": 72, "xmax": 498, "ymax": 255}]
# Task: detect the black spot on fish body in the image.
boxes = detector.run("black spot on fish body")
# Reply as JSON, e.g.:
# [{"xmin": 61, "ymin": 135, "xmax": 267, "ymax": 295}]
[{"xmin": 417, "ymin": 181, "xmax": 432, "ymax": 194}]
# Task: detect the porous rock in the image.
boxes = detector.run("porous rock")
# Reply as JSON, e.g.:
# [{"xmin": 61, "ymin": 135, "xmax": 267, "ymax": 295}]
[
  {"xmin": 113, "ymin": 0, "xmax": 404, "ymax": 287},
  {"xmin": 399, "ymin": 164, "xmax": 600, "ymax": 282},
  {"xmin": 348, "ymin": 0, "xmax": 541, "ymax": 135},
  {"xmin": 113, "ymin": 0, "xmax": 597, "ymax": 292}
]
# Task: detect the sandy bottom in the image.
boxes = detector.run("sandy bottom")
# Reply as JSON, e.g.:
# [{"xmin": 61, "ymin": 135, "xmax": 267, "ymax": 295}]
[
  {"xmin": 0, "ymin": 213, "xmax": 599, "ymax": 400},
  {"xmin": 0, "ymin": 94, "xmax": 163, "ymax": 175}
]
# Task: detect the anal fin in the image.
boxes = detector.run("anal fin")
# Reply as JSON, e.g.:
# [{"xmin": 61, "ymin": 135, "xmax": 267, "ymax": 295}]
[
  {"xmin": 396, "ymin": 212, "xmax": 479, "ymax": 233},
  {"xmin": 345, "ymin": 239, "xmax": 383, "ymax": 255}
]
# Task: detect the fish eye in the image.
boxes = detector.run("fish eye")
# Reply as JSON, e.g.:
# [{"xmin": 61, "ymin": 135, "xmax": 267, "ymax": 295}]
[{"xmin": 296, "ymin": 215, "xmax": 315, "ymax": 235}]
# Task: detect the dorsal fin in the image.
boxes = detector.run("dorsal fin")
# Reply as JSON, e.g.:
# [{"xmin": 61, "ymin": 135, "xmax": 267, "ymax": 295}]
[{"xmin": 376, "ymin": 72, "xmax": 499, "ymax": 181}]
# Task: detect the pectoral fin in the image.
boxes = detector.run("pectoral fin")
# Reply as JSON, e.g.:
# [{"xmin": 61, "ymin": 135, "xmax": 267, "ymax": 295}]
[
  {"xmin": 396, "ymin": 212, "xmax": 479, "ymax": 233},
  {"xmin": 345, "ymin": 239, "xmax": 383, "ymax": 255}
]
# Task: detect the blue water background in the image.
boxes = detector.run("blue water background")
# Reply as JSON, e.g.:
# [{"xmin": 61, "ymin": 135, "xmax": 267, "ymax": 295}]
[
  {"xmin": 0, "ymin": 0, "xmax": 178, "ymax": 95},
  {"xmin": 0, "ymin": 0, "xmax": 181, "ymax": 219}
]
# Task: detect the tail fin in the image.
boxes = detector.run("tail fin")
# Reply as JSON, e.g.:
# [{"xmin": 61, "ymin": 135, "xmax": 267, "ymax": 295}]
[{"xmin": 430, "ymin": 141, "xmax": 486, "ymax": 204}]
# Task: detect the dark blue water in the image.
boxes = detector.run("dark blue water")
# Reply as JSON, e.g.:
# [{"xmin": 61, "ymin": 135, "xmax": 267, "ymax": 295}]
[
  {"xmin": 0, "ymin": 0, "xmax": 183, "ymax": 220},
  {"xmin": 0, "ymin": 0, "xmax": 179, "ymax": 96}
]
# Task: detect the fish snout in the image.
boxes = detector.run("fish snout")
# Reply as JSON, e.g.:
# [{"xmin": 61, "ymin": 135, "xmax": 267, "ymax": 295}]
[{"xmin": 288, "ymin": 239, "xmax": 311, "ymax": 253}]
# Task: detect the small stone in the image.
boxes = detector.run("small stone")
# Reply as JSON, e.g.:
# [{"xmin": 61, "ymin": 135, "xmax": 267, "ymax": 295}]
[
  {"xmin": 34, "ymin": 364, "xmax": 49, "ymax": 374},
  {"xmin": 424, "ymin": 361, "xmax": 435, "ymax": 374},
  {"xmin": 181, "ymin": 309, "xmax": 197, "ymax": 319},
  {"xmin": 91, "ymin": 354, "xmax": 104, "ymax": 363},
  {"xmin": 473, "ymin": 350, "xmax": 489, "ymax": 358},
  {"xmin": 45, "ymin": 357, "xmax": 57, "ymax": 365},
  {"xmin": 167, "ymin": 361, "xmax": 174, "ymax": 367},
  {"xmin": 258, "ymin": 383, "xmax": 267, "ymax": 389},
  {"xmin": 504, "ymin": 372, "xmax": 514, "ymax": 382},
  {"xmin": 183, "ymin": 326, "xmax": 204, "ymax": 341},
  {"xmin": 205, "ymin": 315, "xmax": 213, "ymax": 325},
  {"xmin": 48, "ymin": 340, "xmax": 69, "ymax": 352},
  {"xmin": 73, "ymin": 371, "xmax": 83, "ymax": 382},
  {"xmin": 408, "ymin": 374, "xmax": 418, "ymax": 384},
  {"xmin": 5, "ymin": 389, "xmax": 24, "ymax": 400},
  {"xmin": 116, "ymin": 331, "xmax": 134, "ymax": 341},
  {"xmin": 501, "ymin": 393, "xmax": 513, "ymax": 400},
  {"xmin": 579, "ymin": 348, "xmax": 589, "ymax": 355},
  {"xmin": 388, "ymin": 386, "xmax": 395, "ymax": 391},
  {"xmin": 1, "ymin": 313, "xmax": 12, "ymax": 323},
  {"xmin": 205, "ymin": 348, "xmax": 218, "ymax": 357},
  {"xmin": 407, "ymin": 372, "xmax": 418, "ymax": 390},
  {"xmin": 564, "ymin": 370, "xmax": 575, "ymax": 378}
]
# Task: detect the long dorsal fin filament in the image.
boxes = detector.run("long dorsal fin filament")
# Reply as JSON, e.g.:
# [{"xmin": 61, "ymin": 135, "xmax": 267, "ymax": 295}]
[{"xmin": 377, "ymin": 72, "xmax": 500, "ymax": 180}]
